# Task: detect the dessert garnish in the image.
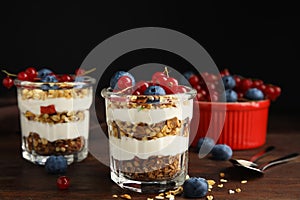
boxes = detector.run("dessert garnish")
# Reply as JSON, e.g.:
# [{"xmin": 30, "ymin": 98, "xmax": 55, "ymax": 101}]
[
  {"xmin": 45, "ymin": 155, "xmax": 68, "ymax": 174},
  {"xmin": 183, "ymin": 177, "xmax": 208, "ymax": 198},
  {"xmin": 56, "ymin": 176, "xmax": 70, "ymax": 190}
]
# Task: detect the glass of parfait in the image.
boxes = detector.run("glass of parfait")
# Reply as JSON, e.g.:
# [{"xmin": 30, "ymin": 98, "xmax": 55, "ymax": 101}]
[{"xmin": 14, "ymin": 75, "xmax": 95, "ymax": 165}]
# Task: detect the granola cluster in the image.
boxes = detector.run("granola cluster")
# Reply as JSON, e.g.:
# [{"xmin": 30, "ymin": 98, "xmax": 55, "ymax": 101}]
[
  {"xmin": 24, "ymin": 110, "xmax": 85, "ymax": 124},
  {"xmin": 20, "ymin": 87, "xmax": 91, "ymax": 100},
  {"xmin": 24, "ymin": 132, "xmax": 85, "ymax": 155},
  {"xmin": 113, "ymin": 152, "xmax": 187, "ymax": 181},
  {"xmin": 109, "ymin": 117, "xmax": 189, "ymax": 140}
]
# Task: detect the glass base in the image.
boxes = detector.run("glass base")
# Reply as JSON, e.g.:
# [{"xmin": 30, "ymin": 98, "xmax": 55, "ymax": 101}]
[
  {"xmin": 22, "ymin": 148, "xmax": 88, "ymax": 165},
  {"xmin": 110, "ymin": 170, "xmax": 187, "ymax": 193}
]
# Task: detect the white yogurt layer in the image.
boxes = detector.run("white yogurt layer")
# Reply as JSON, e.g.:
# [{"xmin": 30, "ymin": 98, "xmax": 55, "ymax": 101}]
[
  {"xmin": 20, "ymin": 110, "xmax": 90, "ymax": 141},
  {"xmin": 109, "ymin": 135, "xmax": 189, "ymax": 160},
  {"xmin": 17, "ymin": 92, "xmax": 93, "ymax": 114},
  {"xmin": 106, "ymin": 99, "xmax": 193, "ymax": 124}
]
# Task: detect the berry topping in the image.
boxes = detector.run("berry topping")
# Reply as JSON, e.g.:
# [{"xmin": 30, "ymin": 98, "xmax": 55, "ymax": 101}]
[
  {"xmin": 40, "ymin": 104, "xmax": 57, "ymax": 114},
  {"xmin": 17, "ymin": 71, "xmax": 29, "ymax": 81},
  {"xmin": 117, "ymin": 75, "xmax": 133, "ymax": 89},
  {"xmin": 245, "ymin": 88, "xmax": 264, "ymax": 100},
  {"xmin": 45, "ymin": 155, "xmax": 68, "ymax": 174},
  {"xmin": 37, "ymin": 68, "xmax": 53, "ymax": 79},
  {"xmin": 2, "ymin": 76, "xmax": 14, "ymax": 89},
  {"xmin": 183, "ymin": 177, "xmax": 208, "ymax": 198},
  {"xmin": 144, "ymin": 85, "xmax": 166, "ymax": 95},
  {"xmin": 41, "ymin": 75, "xmax": 58, "ymax": 83},
  {"xmin": 59, "ymin": 74, "xmax": 73, "ymax": 82},
  {"xmin": 211, "ymin": 144, "xmax": 233, "ymax": 161},
  {"xmin": 110, "ymin": 71, "xmax": 135, "ymax": 89},
  {"xmin": 25, "ymin": 67, "xmax": 37, "ymax": 81},
  {"xmin": 56, "ymin": 176, "xmax": 70, "ymax": 190},
  {"xmin": 222, "ymin": 75, "xmax": 236, "ymax": 89},
  {"xmin": 224, "ymin": 89, "xmax": 238, "ymax": 102}
]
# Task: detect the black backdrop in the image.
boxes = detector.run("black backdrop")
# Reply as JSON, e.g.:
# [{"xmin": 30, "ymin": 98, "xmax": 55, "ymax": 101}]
[{"xmin": 1, "ymin": 1, "xmax": 299, "ymax": 115}]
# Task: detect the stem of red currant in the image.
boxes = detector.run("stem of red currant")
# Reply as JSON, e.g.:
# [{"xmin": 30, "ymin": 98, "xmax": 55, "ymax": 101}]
[
  {"xmin": 1, "ymin": 70, "xmax": 17, "ymax": 77},
  {"xmin": 163, "ymin": 66, "xmax": 169, "ymax": 78},
  {"xmin": 83, "ymin": 68, "xmax": 96, "ymax": 75}
]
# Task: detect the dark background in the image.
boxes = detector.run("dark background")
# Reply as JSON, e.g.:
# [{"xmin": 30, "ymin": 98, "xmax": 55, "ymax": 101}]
[{"xmin": 1, "ymin": 1, "xmax": 299, "ymax": 116}]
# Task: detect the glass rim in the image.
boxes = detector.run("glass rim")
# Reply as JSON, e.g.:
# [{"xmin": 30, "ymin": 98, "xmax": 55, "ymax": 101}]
[
  {"xmin": 101, "ymin": 85, "xmax": 197, "ymax": 101},
  {"xmin": 14, "ymin": 75, "xmax": 96, "ymax": 89}
]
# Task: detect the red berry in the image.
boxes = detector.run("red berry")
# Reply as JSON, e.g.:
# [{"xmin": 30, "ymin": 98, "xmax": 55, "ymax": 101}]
[
  {"xmin": 176, "ymin": 85, "xmax": 188, "ymax": 93},
  {"xmin": 238, "ymin": 78, "xmax": 253, "ymax": 92},
  {"xmin": 252, "ymin": 79, "xmax": 264, "ymax": 88},
  {"xmin": 273, "ymin": 85, "xmax": 281, "ymax": 97},
  {"xmin": 189, "ymin": 75, "xmax": 199, "ymax": 87},
  {"xmin": 60, "ymin": 74, "xmax": 73, "ymax": 82},
  {"xmin": 2, "ymin": 76, "xmax": 14, "ymax": 89},
  {"xmin": 166, "ymin": 77, "xmax": 178, "ymax": 88},
  {"xmin": 57, "ymin": 176, "xmax": 70, "ymax": 190},
  {"xmin": 220, "ymin": 68, "xmax": 230, "ymax": 77},
  {"xmin": 117, "ymin": 76, "xmax": 133, "ymax": 89},
  {"xmin": 133, "ymin": 81, "xmax": 149, "ymax": 94},
  {"xmin": 17, "ymin": 71, "xmax": 29, "ymax": 81},
  {"xmin": 75, "ymin": 68, "xmax": 85, "ymax": 76},
  {"xmin": 152, "ymin": 72, "xmax": 166, "ymax": 83},
  {"xmin": 25, "ymin": 67, "xmax": 37, "ymax": 81},
  {"xmin": 40, "ymin": 104, "xmax": 57, "ymax": 115},
  {"xmin": 154, "ymin": 76, "xmax": 168, "ymax": 85}
]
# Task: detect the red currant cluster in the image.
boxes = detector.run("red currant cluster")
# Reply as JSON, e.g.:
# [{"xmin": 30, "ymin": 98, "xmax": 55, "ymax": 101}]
[
  {"xmin": 187, "ymin": 68, "xmax": 281, "ymax": 102},
  {"xmin": 113, "ymin": 67, "xmax": 189, "ymax": 95},
  {"xmin": 1, "ymin": 67, "xmax": 95, "ymax": 89}
]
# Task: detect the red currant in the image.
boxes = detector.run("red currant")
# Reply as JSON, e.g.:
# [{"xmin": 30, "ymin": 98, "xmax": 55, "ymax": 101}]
[
  {"xmin": 238, "ymin": 78, "xmax": 253, "ymax": 92},
  {"xmin": 189, "ymin": 75, "xmax": 199, "ymax": 87},
  {"xmin": 57, "ymin": 176, "xmax": 70, "ymax": 190},
  {"xmin": 75, "ymin": 68, "xmax": 85, "ymax": 76},
  {"xmin": 220, "ymin": 68, "xmax": 230, "ymax": 77},
  {"xmin": 176, "ymin": 85, "xmax": 188, "ymax": 93},
  {"xmin": 25, "ymin": 67, "xmax": 37, "ymax": 81},
  {"xmin": 133, "ymin": 81, "xmax": 149, "ymax": 94},
  {"xmin": 17, "ymin": 71, "xmax": 29, "ymax": 81},
  {"xmin": 152, "ymin": 72, "xmax": 166, "ymax": 83},
  {"xmin": 2, "ymin": 76, "xmax": 14, "ymax": 89},
  {"xmin": 166, "ymin": 77, "xmax": 178, "ymax": 88},
  {"xmin": 252, "ymin": 79, "xmax": 264, "ymax": 88},
  {"xmin": 60, "ymin": 74, "xmax": 73, "ymax": 82},
  {"xmin": 117, "ymin": 76, "xmax": 133, "ymax": 89}
]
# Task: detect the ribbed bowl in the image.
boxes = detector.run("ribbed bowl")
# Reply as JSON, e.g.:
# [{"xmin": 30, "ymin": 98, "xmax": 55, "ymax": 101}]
[{"xmin": 190, "ymin": 99, "xmax": 270, "ymax": 150}]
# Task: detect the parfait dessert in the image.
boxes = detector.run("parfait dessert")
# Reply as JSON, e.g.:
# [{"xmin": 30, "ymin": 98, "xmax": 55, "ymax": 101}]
[
  {"xmin": 4, "ymin": 67, "xmax": 95, "ymax": 165},
  {"xmin": 102, "ymin": 69, "xmax": 196, "ymax": 192}
]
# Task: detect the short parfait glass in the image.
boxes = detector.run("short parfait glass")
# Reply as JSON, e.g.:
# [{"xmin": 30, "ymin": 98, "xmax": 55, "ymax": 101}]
[
  {"xmin": 14, "ymin": 76, "xmax": 95, "ymax": 165},
  {"xmin": 101, "ymin": 86, "xmax": 196, "ymax": 193}
]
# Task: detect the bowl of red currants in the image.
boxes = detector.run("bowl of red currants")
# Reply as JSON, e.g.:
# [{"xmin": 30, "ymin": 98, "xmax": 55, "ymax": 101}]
[{"xmin": 188, "ymin": 69, "xmax": 281, "ymax": 150}]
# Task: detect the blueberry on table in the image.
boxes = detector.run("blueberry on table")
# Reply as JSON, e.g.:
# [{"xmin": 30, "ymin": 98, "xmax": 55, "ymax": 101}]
[
  {"xmin": 197, "ymin": 137, "xmax": 215, "ymax": 156},
  {"xmin": 222, "ymin": 75, "xmax": 236, "ymax": 89},
  {"xmin": 45, "ymin": 155, "xmax": 68, "ymax": 174},
  {"xmin": 37, "ymin": 68, "xmax": 53, "ymax": 79},
  {"xmin": 211, "ymin": 144, "xmax": 233, "ymax": 161},
  {"xmin": 110, "ymin": 71, "xmax": 135, "ymax": 89},
  {"xmin": 183, "ymin": 177, "xmax": 208, "ymax": 198},
  {"xmin": 245, "ymin": 88, "xmax": 264, "ymax": 100}
]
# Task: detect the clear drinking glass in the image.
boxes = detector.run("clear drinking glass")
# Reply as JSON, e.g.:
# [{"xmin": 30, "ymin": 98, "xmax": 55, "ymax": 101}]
[
  {"xmin": 101, "ymin": 86, "xmax": 196, "ymax": 193},
  {"xmin": 14, "ymin": 76, "xmax": 95, "ymax": 165}
]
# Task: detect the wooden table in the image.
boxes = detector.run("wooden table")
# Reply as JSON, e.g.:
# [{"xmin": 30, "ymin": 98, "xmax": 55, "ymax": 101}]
[{"xmin": 0, "ymin": 101, "xmax": 300, "ymax": 200}]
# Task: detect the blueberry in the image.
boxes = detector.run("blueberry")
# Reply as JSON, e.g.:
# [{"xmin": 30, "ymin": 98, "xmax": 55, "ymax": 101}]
[
  {"xmin": 110, "ymin": 71, "xmax": 135, "ymax": 89},
  {"xmin": 222, "ymin": 75, "xmax": 236, "ymax": 89},
  {"xmin": 45, "ymin": 155, "xmax": 68, "ymax": 174},
  {"xmin": 245, "ymin": 88, "xmax": 264, "ymax": 100},
  {"xmin": 211, "ymin": 144, "xmax": 233, "ymax": 161},
  {"xmin": 197, "ymin": 137, "xmax": 215, "ymax": 156},
  {"xmin": 37, "ymin": 68, "xmax": 53, "ymax": 79},
  {"xmin": 183, "ymin": 177, "xmax": 208, "ymax": 198},
  {"xmin": 41, "ymin": 75, "xmax": 58, "ymax": 83},
  {"xmin": 225, "ymin": 89, "xmax": 238, "ymax": 102},
  {"xmin": 144, "ymin": 85, "xmax": 166, "ymax": 95}
]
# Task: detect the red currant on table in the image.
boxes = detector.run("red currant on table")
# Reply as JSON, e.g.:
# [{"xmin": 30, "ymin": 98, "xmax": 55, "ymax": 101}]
[
  {"xmin": 2, "ymin": 76, "xmax": 14, "ymax": 89},
  {"xmin": 57, "ymin": 176, "xmax": 70, "ymax": 190},
  {"xmin": 17, "ymin": 71, "xmax": 29, "ymax": 81}
]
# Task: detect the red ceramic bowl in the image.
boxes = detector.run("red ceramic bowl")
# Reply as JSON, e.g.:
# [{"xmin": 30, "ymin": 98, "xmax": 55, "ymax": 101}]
[{"xmin": 190, "ymin": 99, "xmax": 270, "ymax": 150}]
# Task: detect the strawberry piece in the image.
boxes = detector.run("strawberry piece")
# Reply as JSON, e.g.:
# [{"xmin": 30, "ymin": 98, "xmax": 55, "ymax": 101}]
[{"xmin": 40, "ymin": 104, "xmax": 57, "ymax": 114}]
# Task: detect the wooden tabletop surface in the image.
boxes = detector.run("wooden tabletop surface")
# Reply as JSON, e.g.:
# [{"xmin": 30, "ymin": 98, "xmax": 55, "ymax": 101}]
[{"xmin": 0, "ymin": 100, "xmax": 300, "ymax": 200}]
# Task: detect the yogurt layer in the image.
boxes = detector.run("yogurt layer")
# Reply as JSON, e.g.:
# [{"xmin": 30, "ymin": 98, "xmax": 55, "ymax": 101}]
[
  {"xmin": 20, "ymin": 110, "xmax": 90, "ymax": 141},
  {"xmin": 17, "ymin": 92, "xmax": 93, "ymax": 114},
  {"xmin": 106, "ymin": 99, "xmax": 193, "ymax": 124},
  {"xmin": 109, "ymin": 135, "xmax": 189, "ymax": 160}
]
